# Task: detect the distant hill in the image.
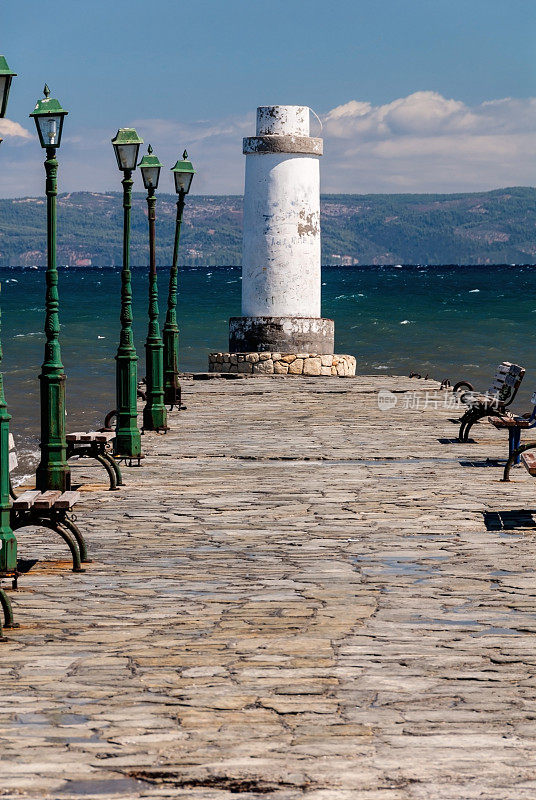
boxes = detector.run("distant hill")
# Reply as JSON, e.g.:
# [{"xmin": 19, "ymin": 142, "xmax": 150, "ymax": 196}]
[{"xmin": 0, "ymin": 186, "xmax": 534, "ymax": 267}]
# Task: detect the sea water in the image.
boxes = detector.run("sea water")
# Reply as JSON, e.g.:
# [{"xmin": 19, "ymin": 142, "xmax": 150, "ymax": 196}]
[{"xmin": 2, "ymin": 265, "xmax": 536, "ymax": 470}]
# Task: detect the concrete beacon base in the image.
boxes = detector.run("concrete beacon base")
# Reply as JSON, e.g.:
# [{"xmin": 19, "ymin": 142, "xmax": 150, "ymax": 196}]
[
  {"xmin": 229, "ymin": 316, "xmax": 334, "ymax": 355},
  {"xmin": 209, "ymin": 352, "xmax": 356, "ymax": 377}
]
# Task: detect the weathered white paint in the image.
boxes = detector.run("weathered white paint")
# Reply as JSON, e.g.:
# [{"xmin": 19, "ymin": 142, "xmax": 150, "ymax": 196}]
[
  {"xmin": 241, "ymin": 106, "xmax": 322, "ymax": 319},
  {"xmin": 256, "ymin": 105, "xmax": 310, "ymax": 136}
]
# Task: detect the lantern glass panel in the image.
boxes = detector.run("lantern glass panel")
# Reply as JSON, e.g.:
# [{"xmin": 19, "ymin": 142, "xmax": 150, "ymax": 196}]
[
  {"xmin": 0, "ymin": 75, "xmax": 9, "ymax": 117},
  {"xmin": 114, "ymin": 142, "xmax": 140, "ymax": 171},
  {"xmin": 174, "ymin": 171, "xmax": 194, "ymax": 194},
  {"xmin": 141, "ymin": 166, "xmax": 160, "ymax": 190},
  {"xmin": 37, "ymin": 114, "xmax": 63, "ymax": 147}
]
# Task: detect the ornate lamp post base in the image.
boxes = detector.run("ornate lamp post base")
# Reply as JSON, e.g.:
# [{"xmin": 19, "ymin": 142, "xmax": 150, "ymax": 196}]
[
  {"xmin": 0, "ymin": 528, "xmax": 17, "ymax": 573},
  {"xmin": 163, "ymin": 324, "xmax": 181, "ymax": 408},
  {"xmin": 143, "ymin": 338, "xmax": 168, "ymax": 431},
  {"xmin": 35, "ymin": 370, "xmax": 71, "ymax": 491},
  {"xmin": 115, "ymin": 352, "xmax": 142, "ymax": 457}
]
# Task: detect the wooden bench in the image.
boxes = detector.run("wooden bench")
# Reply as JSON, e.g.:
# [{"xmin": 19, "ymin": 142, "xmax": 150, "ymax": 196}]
[
  {"xmin": 8, "ymin": 435, "xmax": 89, "ymax": 578},
  {"xmin": 521, "ymin": 451, "xmax": 536, "ymax": 476},
  {"xmin": 66, "ymin": 430, "xmax": 123, "ymax": 490},
  {"xmin": 458, "ymin": 362, "xmax": 525, "ymax": 442},
  {"xmin": 489, "ymin": 391, "xmax": 536, "ymax": 480}
]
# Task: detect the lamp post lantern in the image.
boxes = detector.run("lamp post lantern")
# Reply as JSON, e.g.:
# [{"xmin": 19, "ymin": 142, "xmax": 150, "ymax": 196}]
[
  {"xmin": 163, "ymin": 150, "xmax": 195, "ymax": 407},
  {"xmin": 0, "ymin": 56, "xmax": 16, "ymax": 119},
  {"xmin": 0, "ymin": 61, "xmax": 17, "ymax": 576},
  {"xmin": 30, "ymin": 85, "xmax": 71, "ymax": 491},
  {"xmin": 138, "ymin": 145, "xmax": 167, "ymax": 431},
  {"xmin": 111, "ymin": 128, "xmax": 143, "ymax": 458}
]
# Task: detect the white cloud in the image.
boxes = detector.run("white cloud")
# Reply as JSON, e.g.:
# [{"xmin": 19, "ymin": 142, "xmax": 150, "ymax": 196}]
[
  {"xmin": 320, "ymin": 91, "xmax": 536, "ymax": 192},
  {"xmin": 0, "ymin": 93, "xmax": 534, "ymax": 196},
  {"xmin": 0, "ymin": 118, "xmax": 32, "ymax": 141}
]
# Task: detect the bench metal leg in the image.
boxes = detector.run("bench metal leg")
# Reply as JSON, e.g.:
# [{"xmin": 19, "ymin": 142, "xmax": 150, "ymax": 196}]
[
  {"xmin": 61, "ymin": 515, "xmax": 91, "ymax": 563},
  {"xmin": 68, "ymin": 447, "xmax": 120, "ymax": 491},
  {"xmin": 508, "ymin": 428, "xmax": 522, "ymax": 464},
  {"xmin": 502, "ymin": 441, "xmax": 536, "ymax": 482},
  {"xmin": 458, "ymin": 409, "xmax": 476, "ymax": 441},
  {"xmin": 50, "ymin": 522, "xmax": 84, "ymax": 573},
  {"xmin": 107, "ymin": 453, "xmax": 123, "ymax": 487},
  {"xmin": 11, "ymin": 517, "xmax": 84, "ymax": 573},
  {"xmin": 458, "ymin": 407, "xmax": 475, "ymax": 441},
  {"xmin": 0, "ymin": 587, "xmax": 17, "ymax": 629},
  {"xmin": 460, "ymin": 408, "xmax": 488, "ymax": 442},
  {"xmin": 94, "ymin": 453, "xmax": 117, "ymax": 491},
  {"xmin": 101, "ymin": 451, "xmax": 123, "ymax": 487}
]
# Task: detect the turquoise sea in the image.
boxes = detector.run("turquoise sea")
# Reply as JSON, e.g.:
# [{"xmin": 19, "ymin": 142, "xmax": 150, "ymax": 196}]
[{"xmin": 2, "ymin": 264, "xmax": 536, "ymax": 471}]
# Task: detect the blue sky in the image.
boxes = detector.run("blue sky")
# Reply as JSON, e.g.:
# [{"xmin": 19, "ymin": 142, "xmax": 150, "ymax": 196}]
[{"xmin": 0, "ymin": 0, "xmax": 534, "ymax": 196}]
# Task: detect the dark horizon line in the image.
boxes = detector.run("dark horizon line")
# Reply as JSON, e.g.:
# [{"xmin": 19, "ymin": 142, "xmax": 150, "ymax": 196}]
[
  {"xmin": 1, "ymin": 263, "xmax": 535, "ymax": 271},
  {"xmin": 0, "ymin": 185, "xmax": 534, "ymax": 202}
]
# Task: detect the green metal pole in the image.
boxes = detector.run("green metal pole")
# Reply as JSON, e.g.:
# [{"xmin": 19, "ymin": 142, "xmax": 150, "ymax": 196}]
[
  {"xmin": 35, "ymin": 147, "xmax": 70, "ymax": 492},
  {"xmin": 0, "ymin": 285, "xmax": 17, "ymax": 574},
  {"xmin": 114, "ymin": 170, "xmax": 142, "ymax": 457},
  {"xmin": 142, "ymin": 189, "xmax": 167, "ymax": 431},
  {"xmin": 163, "ymin": 190, "xmax": 185, "ymax": 408}
]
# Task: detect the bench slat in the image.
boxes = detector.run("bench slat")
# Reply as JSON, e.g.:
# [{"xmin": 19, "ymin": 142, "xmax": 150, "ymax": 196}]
[
  {"xmin": 487, "ymin": 363, "xmax": 523, "ymax": 397},
  {"xmin": 68, "ymin": 430, "xmax": 115, "ymax": 444},
  {"xmin": 55, "ymin": 491, "xmax": 80, "ymax": 509},
  {"xmin": 496, "ymin": 363, "xmax": 512, "ymax": 374},
  {"xmin": 12, "ymin": 490, "xmax": 41, "ymax": 510},
  {"xmin": 79, "ymin": 432, "xmax": 96, "ymax": 442},
  {"xmin": 490, "ymin": 416, "xmax": 532, "ymax": 429},
  {"xmin": 9, "ymin": 451, "xmax": 18, "ymax": 472},
  {"xmin": 66, "ymin": 432, "xmax": 87, "ymax": 443},
  {"xmin": 34, "ymin": 491, "xmax": 62, "ymax": 510},
  {"xmin": 94, "ymin": 431, "xmax": 115, "ymax": 443},
  {"xmin": 504, "ymin": 373, "xmax": 518, "ymax": 388},
  {"xmin": 521, "ymin": 452, "xmax": 536, "ymax": 476}
]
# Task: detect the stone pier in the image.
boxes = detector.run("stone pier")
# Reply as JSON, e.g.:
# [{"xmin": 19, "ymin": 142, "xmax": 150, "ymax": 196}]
[{"xmin": 1, "ymin": 374, "xmax": 535, "ymax": 799}]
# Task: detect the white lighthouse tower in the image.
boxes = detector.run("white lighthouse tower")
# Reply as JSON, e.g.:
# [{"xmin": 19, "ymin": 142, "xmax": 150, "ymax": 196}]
[
  {"xmin": 230, "ymin": 105, "xmax": 333, "ymax": 354},
  {"xmin": 209, "ymin": 104, "xmax": 356, "ymax": 377}
]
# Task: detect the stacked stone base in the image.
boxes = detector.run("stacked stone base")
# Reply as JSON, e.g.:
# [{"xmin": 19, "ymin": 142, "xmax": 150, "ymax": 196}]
[{"xmin": 209, "ymin": 352, "xmax": 356, "ymax": 376}]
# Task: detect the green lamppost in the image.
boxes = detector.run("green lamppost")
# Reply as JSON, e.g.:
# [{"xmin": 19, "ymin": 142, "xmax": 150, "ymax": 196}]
[
  {"xmin": 138, "ymin": 146, "xmax": 167, "ymax": 431},
  {"xmin": 30, "ymin": 86, "xmax": 70, "ymax": 491},
  {"xmin": 0, "ymin": 283, "xmax": 15, "ymax": 575},
  {"xmin": 163, "ymin": 150, "xmax": 195, "ymax": 407},
  {"xmin": 0, "ymin": 56, "xmax": 17, "ymax": 575},
  {"xmin": 111, "ymin": 128, "xmax": 143, "ymax": 457}
]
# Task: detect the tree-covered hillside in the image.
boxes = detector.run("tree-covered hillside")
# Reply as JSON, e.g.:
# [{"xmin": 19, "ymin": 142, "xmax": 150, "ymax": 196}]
[{"xmin": 0, "ymin": 186, "xmax": 534, "ymax": 266}]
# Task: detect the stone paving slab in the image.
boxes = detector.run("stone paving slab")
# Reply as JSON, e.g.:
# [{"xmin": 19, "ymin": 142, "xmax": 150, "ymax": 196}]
[{"xmin": 1, "ymin": 375, "xmax": 536, "ymax": 799}]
